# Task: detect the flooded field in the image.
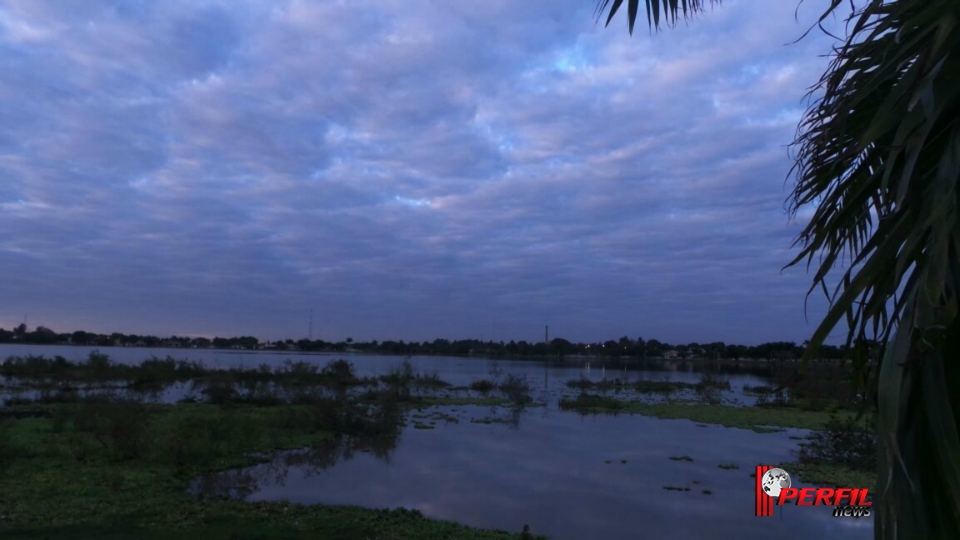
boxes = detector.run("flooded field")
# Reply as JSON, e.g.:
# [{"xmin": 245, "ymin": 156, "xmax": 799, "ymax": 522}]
[{"xmin": 0, "ymin": 344, "xmax": 873, "ymax": 539}]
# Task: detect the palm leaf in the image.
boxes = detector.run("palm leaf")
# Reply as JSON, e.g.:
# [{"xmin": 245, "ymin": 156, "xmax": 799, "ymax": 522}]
[
  {"xmin": 596, "ymin": 0, "xmax": 719, "ymax": 33},
  {"xmin": 596, "ymin": 0, "xmax": 960, "ymax": 537},
  {"xmin": 789, "ymin": 1, "xmax": 960, "ymax": 538}
]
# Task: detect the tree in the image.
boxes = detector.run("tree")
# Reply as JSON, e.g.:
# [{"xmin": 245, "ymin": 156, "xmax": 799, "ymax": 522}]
[
  {"xmin": 599, "ymin": 1, "xmax": 959, "ymax": 538},
  {"xmin": 72, "ymin": 330, "xmax": 91, "ymax": 345}
]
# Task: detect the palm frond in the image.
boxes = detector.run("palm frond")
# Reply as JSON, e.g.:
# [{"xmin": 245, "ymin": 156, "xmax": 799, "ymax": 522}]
[
  {"xmin": 785, "ymin": 1, "xmax": 960, "ymax": 537},
  {"xmin": 596, "ymin": 0, "xmax": 719, "ymax": 33}
]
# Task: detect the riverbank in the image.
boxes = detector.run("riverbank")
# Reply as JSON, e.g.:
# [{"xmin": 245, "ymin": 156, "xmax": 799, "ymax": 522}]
[{"xmin": 0, "ymin": 399, "xmax": 542, "ymax": 540}]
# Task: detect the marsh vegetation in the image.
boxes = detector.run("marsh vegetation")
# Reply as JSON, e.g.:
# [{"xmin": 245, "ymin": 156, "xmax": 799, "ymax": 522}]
[{"xmin": 0, "ymin": 350, "xmax": 874, "ymax": 539}]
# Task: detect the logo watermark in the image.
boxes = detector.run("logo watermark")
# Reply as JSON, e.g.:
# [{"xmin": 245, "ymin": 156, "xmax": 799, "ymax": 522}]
[{"xmin": 754, "ymin": 465, "xmax": 871, "ymax": 518}]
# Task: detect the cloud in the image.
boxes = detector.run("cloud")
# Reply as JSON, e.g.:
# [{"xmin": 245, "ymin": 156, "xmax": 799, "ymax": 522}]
[{"xmin": 0, "ymin": 0, "xmax": 846, "ymax": 343}]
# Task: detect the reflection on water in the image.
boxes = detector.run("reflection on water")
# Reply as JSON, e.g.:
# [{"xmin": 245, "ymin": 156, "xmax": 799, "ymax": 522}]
[
  {"xmin": 0, "ymin": 345, "xmax": 871, "ymax": 538},
  {"xmin": 192, "ymin": 435, "xmax": 400, "ymax": 500},
  {"xmin": 0, "ymin": 344, "xmax": 778, "ymax": 389},
  {"xmin": 194, "ymin": 404, "xmax": 872, "ymax": 540}
]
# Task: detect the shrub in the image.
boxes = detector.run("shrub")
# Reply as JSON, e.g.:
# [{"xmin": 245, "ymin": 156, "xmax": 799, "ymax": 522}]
[
  {"xmin": 797, "ymin": 415, "xmax": 876, "ymax": 472},
  {"xmin": 85, "ymin": 351, "xmax": 112, "ymax": 374},
  {"xmin": 469, "ymin": 379, "xmax": 496, "ymax": 393},
  {"xmin": 413, "ymin": 371, "xmax": 450, "ymax": 388},
  {"xmin": 320, "ymin": 359, "xmax": 356, "ymax": 382},
  {"xmin": 0, "ymin": 420, "xmax": 15, "ymax": 473},
  {"xmin": 559, "ymin": 393, "xmax": 625, "ymax": 412},
  {"xmin": 498, "ymin": 374, "xmax": 532, "ymax": 406},
  {"xmin": 695, "ymin": 373, "xmax": 731, "ymax": 391},
  {"xmin": 70, "ymin": 400, "xmax": 153, "ymax": 461}
]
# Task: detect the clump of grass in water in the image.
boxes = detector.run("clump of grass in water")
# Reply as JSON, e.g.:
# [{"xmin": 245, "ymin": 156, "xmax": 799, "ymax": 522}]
[
  {"xmin": 743, "ymin": 384, "xmax": 776, "ymax": 395},
  {"xmin": 663, "ymin": 486, "xmax": 691, "ymax": 492},
  {"xmin": 414, "ymin": 371, "xmax": 450, "ymax": 389},
  {"xmin": 558, "ymin": 393, "xmax": 627, "ymax": 412},
  {"xmin": 694, "ymin": 373, "xmax": 731, "ymax": 392},
  {"xmin": 669, "ymin": 455, "xmax": 694, "ymax": 462},
  {"xmin": 718, "ymin": 463, "xmax": 739, "ymax": 470},
  {"xmin": 565, "ymin": 377, "xmax": 633, "ymax": 392},
  {"xmin": 498, "ymin": 374, "xmax": 532, "ymax": 407},
  {"xmin": 632, "ymin": 380, "xmax": 687, "ymax": 393},
  {"xmin": 469, "ymin": 379, "xmax": 496, "ymax": 393},
  {"xmin": 380, "ymin": 360, "xmax": 452, "ymax": 396}
]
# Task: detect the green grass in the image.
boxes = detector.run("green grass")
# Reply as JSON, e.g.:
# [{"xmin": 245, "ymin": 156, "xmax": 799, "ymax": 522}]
[
  {"xmin": 559, "ymin": 394, "xmax": 853, "ymax": 432},
  {"xmin": 779, "ymin": 461, "xmax": 877, "ymax": 492},
  {"xmin": 0, "ymin": 402, "xmax": 541, "ymax": 540},
  {"xmin": 414, "ymin": 396, "xmax": 511, "ymax": 407}
]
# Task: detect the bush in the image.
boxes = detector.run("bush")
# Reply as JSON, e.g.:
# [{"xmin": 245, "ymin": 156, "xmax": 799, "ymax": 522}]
[
  {"xmin": 412, "ymin": 371, "xmax": 450, "ymax": 388},
  {"xmin": 797, "ymin": 415, "xmax": 876, "ymax": 472},
  {"xmin": 743, "ymin": 384, "xmax": 775, "ymax": 394},
  {"xmin": 498, "ymin": 374, "xmax": 532, "ymax": 406},
  {"xmin": 164, "ymin": 410, "xmax": 251, "ymax": 474},
  {"xmin": 70, "ymin": 400, "xmax": 153, "ymax": 461},
  {"xmin": 85, "ymin": 351, "xmax": 112, "ymax": 374},
  {"xmin": 0, "ymin": 420, "xmax": 15, "ymax": 473},
  {"xmin": 470, "ymin": 379, "xmax": 496, "ymax": 393},
  {"xmin": 754, "ymin": 388, "xmax": 790, "ymax": 408},
  {"xmin": 695, "ymin": 373, "xmax": 731, "ymax": 391}
]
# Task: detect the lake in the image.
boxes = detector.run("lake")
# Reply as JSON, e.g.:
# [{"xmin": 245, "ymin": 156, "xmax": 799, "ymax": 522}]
[{"xmin": 0, "ymin": 343, "xmax": 873, "ymax": 539}]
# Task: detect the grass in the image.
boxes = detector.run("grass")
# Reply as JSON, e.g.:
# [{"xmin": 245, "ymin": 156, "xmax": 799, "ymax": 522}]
[
  {"xmin": 779, "ymin": 461, "xmax": 877, "ymax": 492},
  {"xmin": 471, "ymin": 417, "xmax": 512, "ymax": 425},
  {"xmin": 669, "ymin": 455, "xmax": 694, "ymax": 462},
  {"xmin": 0, "ymin": 354, "xmax": 381, "ymax": 392},
  {"xmin": 558, "ymin": 394, "xmax": 853, "ymax": 432},
  {"xmin": 413, "ymin": 396, "xmax": 511, "ymax": 407},
  {"xmin": 0, "ymin": 400, "xmax": 540, "ymax": 540},
  {"xmin": 565, "ymin": 376, "xmax": 731, "ymax": 394},
  {"xmin": 718, "ymin": 463, "xmax": 739, "ymax": 470}
]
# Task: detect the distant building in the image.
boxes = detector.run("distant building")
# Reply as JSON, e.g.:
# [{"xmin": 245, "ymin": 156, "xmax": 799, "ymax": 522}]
[{"xmin": 663, "ymin": 350, "xmax": 679, "ymax": 359}]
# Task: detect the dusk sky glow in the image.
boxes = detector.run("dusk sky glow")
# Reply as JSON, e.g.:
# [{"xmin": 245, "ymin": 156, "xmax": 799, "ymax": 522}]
[{"xmin": 1, "ymin": 0, "xmax": 850, "ymax": 344}]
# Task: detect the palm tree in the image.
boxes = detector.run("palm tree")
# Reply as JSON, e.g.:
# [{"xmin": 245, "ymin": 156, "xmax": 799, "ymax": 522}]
[{"xmin": 596, "ymin": 1, "xmax": 960, "ymax": 538}]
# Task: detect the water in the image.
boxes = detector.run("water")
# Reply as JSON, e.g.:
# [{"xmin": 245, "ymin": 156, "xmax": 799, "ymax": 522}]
[
  {"xmin": 193, "ymin": 404, "xmax": 871, "ymax": 540},
  {"xmin": 0, "ymin": 342, "xmax": 772, "ymax": 391},
  {"xmin": 1, "ymin": 343, "xmax": 871, "ymax": 538}
]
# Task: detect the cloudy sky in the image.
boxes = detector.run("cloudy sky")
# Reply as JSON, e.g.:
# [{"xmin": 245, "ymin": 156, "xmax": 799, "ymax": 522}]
[{"xmin": 0, "ymin": 0, "xmax": 849, "ymax": 344}]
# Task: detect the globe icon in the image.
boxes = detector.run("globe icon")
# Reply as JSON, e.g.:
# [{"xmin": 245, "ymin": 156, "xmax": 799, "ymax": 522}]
[{"xmin": 761, "ymin": 468, "xmax": 791, "ymax": 497}]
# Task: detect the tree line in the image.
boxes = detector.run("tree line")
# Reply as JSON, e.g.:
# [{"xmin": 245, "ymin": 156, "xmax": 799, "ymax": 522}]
[{"xmin": 0, "ymin": 323, "xmax": 852, "ymax": 360}]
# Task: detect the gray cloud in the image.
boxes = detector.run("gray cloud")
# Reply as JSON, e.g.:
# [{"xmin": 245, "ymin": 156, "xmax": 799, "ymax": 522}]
[{"xmin": 0, "ymin": 0, "xmax": 846, "ymax": 344}]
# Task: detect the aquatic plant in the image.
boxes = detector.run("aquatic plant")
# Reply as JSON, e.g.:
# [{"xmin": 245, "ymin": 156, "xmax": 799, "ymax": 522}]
[
  {"xmin": 498, "ymin": 374, "xmax": 532, "ymax": 406},
  {"xmin": 558, "ymin": 393, "xmax": 627, "ymax": 412},
  {"xmin": 469, "ymin": 379, "xmax": 496, "ymax": 393}
]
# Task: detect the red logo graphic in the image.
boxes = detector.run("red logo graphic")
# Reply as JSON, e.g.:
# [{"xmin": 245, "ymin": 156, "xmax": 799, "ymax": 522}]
[{"xmin": 755, "ymin": 465, "xmax": 872, "ymax": 518}]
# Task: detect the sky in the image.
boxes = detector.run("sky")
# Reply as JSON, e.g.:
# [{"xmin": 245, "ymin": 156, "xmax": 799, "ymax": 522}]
[{"xmin": 0, "ymin": 0, "xmax": 852, "ymax": 345}]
